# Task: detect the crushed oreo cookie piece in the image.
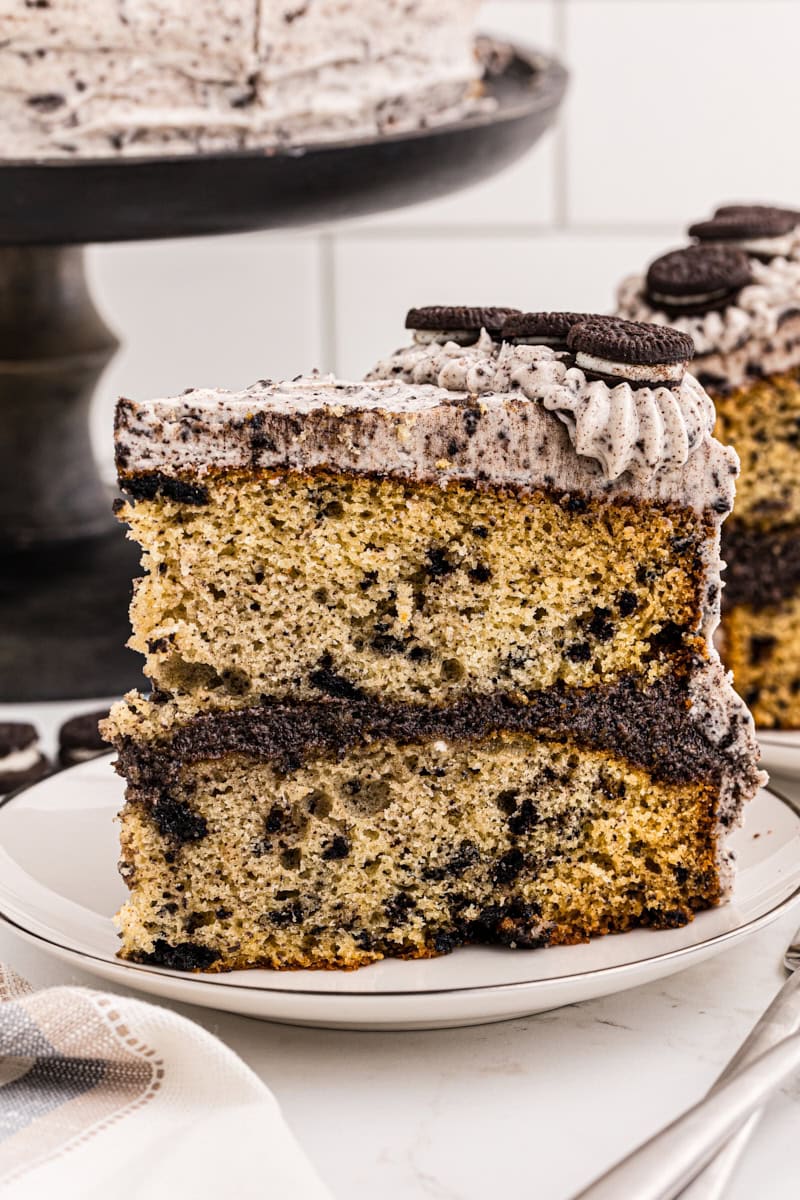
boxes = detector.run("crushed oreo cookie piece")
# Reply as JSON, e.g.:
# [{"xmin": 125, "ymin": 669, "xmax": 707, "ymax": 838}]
[
  {"xmin": 405, "ymin": 305, "xmax": 520, "ymax": 344},
  {"xmin": 567, "ymin": 317, "xmax": 694, "ymax": 385},
  {"xmin": 136, "ymin": 939, "xmax": 220, "ymax": 972},
  {"xmin": 645, "ymin": 245, "xmax": 752, "ymax": 315},
  {"xmin": 689, "ymin": 209, "xmax": 799, "ymax": 260},
  {"xmin": 0, "ymin": 722, "xmax": 49, "ymax": 792},
  {"xmin": 501, "ymin": 311, "xmax": 605, "ymax": 347},
  {"xmin": 122, "ymin": 471, "xmax": 209, "ymax": 506},
  {"xmin": 58, "ymin": 708, "xmax": 111, "ymax": 767}
]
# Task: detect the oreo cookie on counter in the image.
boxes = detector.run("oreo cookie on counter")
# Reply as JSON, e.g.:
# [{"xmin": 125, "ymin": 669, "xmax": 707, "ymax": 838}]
[
  {"xmin": 690, "ymin": 207, "xmax": 799, "ymax": 260},
  {"xmin": 645, "ymin": 245, "xmax": 752, "ymax": 316},
  {"xmin": 567, "ymin": 317, "xmax": 694, "ymax": 385},
  {"xmin": 58, "ymin": 709, "xmax": 111, "ymax": 767},
  {"xmin": 0, "ymin": 723, "xmax": 49, "ymax": 793},
  {"xmin": 405, "ymin": 305, "xmax": 520, "ymax": 344}
]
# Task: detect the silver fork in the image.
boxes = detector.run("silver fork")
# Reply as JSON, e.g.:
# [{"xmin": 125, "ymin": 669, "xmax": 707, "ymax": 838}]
[
  {"xmin": 573, "ymin": 885, "xmax": 800, "ymax": 1197},
  {"xmin": 675, "ymin": 923, "xmax": 800, "ymax": 1199}
]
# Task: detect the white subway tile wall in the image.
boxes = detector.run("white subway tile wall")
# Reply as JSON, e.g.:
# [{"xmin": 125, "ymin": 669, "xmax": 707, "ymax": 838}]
[{"xmin": 89, "ymin": 0, "xmax": 800, "ymax": 478}]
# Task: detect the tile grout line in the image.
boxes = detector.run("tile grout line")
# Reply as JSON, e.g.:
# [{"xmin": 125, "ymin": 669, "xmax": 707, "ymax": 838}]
[
  {"xmin": 318, "ymin": 232, "xmax": 338, "ymax": 373},
  {"xmin": 325, "ymin": 222, "xmax": 682, "ymax": 241}
]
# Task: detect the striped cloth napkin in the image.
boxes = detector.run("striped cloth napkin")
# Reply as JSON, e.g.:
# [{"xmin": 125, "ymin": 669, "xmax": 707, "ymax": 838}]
[{"xmin": 0, "ymin": 965, "xmax": 331, "ymax": 1200}]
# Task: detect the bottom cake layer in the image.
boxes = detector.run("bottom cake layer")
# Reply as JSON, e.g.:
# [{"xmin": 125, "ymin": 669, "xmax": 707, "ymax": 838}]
[
  {"xmin": 117, "ymin": 730, "xmax": 723, "ymax": 971},
  {"xmin": 722, "ymin": 587, "xmax": 800, "ymax": 729}
]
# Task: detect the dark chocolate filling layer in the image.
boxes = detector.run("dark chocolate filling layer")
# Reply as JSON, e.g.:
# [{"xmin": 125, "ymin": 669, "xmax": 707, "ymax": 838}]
[
  {"xmin": 114, "ymin": 674, "xmax": 734, "ymax": 793},
  {"xmin": 723, "ymin": 523, "xmax": 800, "ymax": 609}
]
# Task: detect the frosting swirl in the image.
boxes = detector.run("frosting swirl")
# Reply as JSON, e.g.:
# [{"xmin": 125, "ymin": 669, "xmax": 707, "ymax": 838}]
[{"xmin": 368, "ymin": 334, "xmax": 715, "ymax": 481}]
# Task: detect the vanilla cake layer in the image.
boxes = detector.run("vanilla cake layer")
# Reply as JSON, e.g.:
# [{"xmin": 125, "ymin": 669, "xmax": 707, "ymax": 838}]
[
  {"xmin": 116, "ymin": 722, "xmax": 722, "ymax": 971},
  {"xmin": 116, "ymin": 469, "xmax": 712, "ymax": 713},
  {"xmin": 714, "ymin": 366, "xmax": 800, "ymax": 530},
  {"xmin": 721, "ymin": 590, "xmax": 800, "ymax": 728}
]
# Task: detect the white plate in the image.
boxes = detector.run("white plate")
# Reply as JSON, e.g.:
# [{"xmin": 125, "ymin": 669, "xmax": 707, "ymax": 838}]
[
  {"xmin": 1, "ymin": 757, "xmax": 799, "ymax": 1031},
  {"xmin": 758, "ymin": 729, "xmax": 800, "ymax": 779}
]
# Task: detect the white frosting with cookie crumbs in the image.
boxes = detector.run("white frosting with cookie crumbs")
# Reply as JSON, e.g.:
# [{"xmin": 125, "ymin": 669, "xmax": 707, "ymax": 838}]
[
  {"xmin": 0, "ymin": 0, "xmax": 486, "ymax": 157},
  {"xmin": 368, "ymin": 334, "xmax": 716, "ymax": 482},
  {"xmin": 617, "ymin": 254, "xmax": 800, "ymax": 392},
  {"xmin": 117, "ymin": 364, "xmax": 735, "ymax": 519}
]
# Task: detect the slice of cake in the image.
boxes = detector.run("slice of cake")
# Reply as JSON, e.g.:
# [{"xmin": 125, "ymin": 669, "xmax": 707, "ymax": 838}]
[
  {"xmin": 104, "ymin": 312, "xmax": 764, "ymax": 972},
  {"xmin": 0, "ymin": 0, "xmax": 486, "ymax": 158},
  {"xmin": 617, "ymin": 208, "xmax": 800, "ymax": 727}
]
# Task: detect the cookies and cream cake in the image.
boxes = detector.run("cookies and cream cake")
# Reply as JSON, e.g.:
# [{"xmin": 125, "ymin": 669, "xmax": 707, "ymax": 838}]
[
  {"xmin": 102, "ymin": 310, "xmax": 763, "ymax": 972},
  {"xmin": 0, "ymin": 0, "xmax": 486, "ymax": 158},
  {"xmin": 617, "ymin": 206, "xmax": 800, "ymax": 727}
]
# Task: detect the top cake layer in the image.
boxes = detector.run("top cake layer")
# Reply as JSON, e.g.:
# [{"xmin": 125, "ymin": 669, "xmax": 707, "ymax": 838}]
[
  {"xmin": 116, "ymin": 360, "xmax": 737, "ymax": 517},
  {"xmin": 0, "ymin": 0, "xmax": 483, "ymax": 157}
]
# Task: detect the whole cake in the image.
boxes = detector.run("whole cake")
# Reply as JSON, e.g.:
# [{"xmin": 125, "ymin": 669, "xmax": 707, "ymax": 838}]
[
  {"xmin": 0, "ymin": 0, "xmax": 485, "ymax": 158},
  {"xmin": 617, "ymin": 205, "xmax": 800, "ymax": 727},
  {"xmin": 103, "ymin": 310, "xmax": 763, "ymax": 972}
]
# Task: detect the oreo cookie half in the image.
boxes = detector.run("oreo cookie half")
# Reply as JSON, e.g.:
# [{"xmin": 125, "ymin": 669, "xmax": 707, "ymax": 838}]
[
  {"xmin": 690, "ymin": 208, "xmax": 799, "ymax": 260},
  {"xmin": 58, "ymin": 708, "xmax": 111, "ymax": 768},
  {"xmin": 567, "ymin": 318, "xmax": 694, "ymax": 385},
  {"xmin": 501, "ymin": 311, "xmax": 604, "ymax": 348},
  {"xmin": 645, "ymin": 245, "xmax": 752, "ymax": 315},
  {"xmin": 405, "ymin": 305, "xmax": 520, "ymax": 345},
  {"xmin": 0, "ymin": 722, "xmax": 49, "ymax": 793},
  {"xmin": 715, "ymin": 202, "xmax": 800, "ymax": 222}
]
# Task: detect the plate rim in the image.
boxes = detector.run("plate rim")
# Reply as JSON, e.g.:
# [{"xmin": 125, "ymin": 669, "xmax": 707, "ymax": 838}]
[
  {"xmin": 1, "ymin": 764, "xmax": 798, "ymax": 1002},
  {"xmin": 758, "ymin": 729, "xmax": 800, "ymax": 746},
  {"xmin": 2, "ymin": 873, "xmax": 800, "ymax": 1005}
]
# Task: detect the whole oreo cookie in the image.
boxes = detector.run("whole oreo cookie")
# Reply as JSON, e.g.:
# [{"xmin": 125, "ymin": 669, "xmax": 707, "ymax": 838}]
[
  {"xmin": 645, "ymin": 245, "xmax": 752, "ymax": 315},
  {"xmin": 405, "ymin": 305, "xmax": 520, "ymax": 343},
  {"xmin": 0, "ymin": 722, "xmax": 49, "ymax": 793},
  {"xmin": 567, "ymin": 317, "xmax": 694, "ymax": 385},
  {"xmin": 715, "ymin": 202, "xmax": 800, "ymax": 223},
  {"xmin": 501, "ymin": 311, "xmax": 603, "ymax": 346},
  {"xmin": 689, "ymin": 209, "xmax": 798, "ymax": 259},
  {"xmin": 58, "ymin": 708, "xmax": 111, "ymax": 768}
]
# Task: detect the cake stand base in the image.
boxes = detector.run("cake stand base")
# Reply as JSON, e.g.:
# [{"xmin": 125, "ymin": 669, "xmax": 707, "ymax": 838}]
[
  {"xmin": 0, "ymin": 244, "xmax": 145, "ymax": 700},
  {"xmin": 0, "ymin": 530, "xmax": 142, "ymax": 701}
]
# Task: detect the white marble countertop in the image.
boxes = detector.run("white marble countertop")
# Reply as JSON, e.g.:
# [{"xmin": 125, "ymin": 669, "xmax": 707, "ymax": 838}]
[{"xmin": 2, "ymin": 698, "xmax": 799, "ymax": 1200}]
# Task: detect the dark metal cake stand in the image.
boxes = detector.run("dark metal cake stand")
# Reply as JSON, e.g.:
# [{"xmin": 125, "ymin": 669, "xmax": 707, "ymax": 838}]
[{"xmin": 0, "ymin": 44, "xmax": 567, "ymax": 701}]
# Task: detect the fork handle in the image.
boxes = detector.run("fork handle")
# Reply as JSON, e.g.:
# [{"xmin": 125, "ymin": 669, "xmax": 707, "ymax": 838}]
[
  {"xmin": 676, "ymin": 967, "xmax": 800, "ymax": 1199},
  {"xmin": 571, "ymin": 1033, "xmax": 800, "ymax": 1200},
  {"xmin": 676, "ymin": 1116, "xmax": 760, "ymax": 1200}
]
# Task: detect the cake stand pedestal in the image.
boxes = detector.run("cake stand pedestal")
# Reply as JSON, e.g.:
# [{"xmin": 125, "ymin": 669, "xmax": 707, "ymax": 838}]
[{"xmin": 0, "ymin": 44, "xmax": 566, "ymax": 701}]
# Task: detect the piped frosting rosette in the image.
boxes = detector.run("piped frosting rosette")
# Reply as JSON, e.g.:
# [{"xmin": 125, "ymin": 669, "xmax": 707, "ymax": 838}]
[
  {"xmin": 369, "ymin": 311, "xmax": 710, "ymax": 482},
  {"xmin": 506, "ymin": 346, "xmax": 714, "ymax": 480}
]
